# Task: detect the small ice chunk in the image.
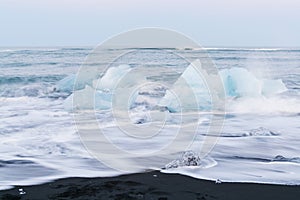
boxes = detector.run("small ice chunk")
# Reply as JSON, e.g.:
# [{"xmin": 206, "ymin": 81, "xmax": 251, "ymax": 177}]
[
  {"xmin": 165, "ymin": 151, "xmax": 201, "ymax": 169},
  {"xmin": 272, "ymin": 155, "xmax": 300, "ymax": 163},
  {"xmin": 248, "ymin": 127, "xmax": 279, "ymax": 136},
  {"xmin": 273, "ymin": 155, "xmax": 289, "ymax": 161},
  {"xmin": 19, "ymin": 188, "xmax": 26, "ymax": 195},
  {"xmin": 215, "ymin": 179, "xmax": 222, "ymax": 184}
]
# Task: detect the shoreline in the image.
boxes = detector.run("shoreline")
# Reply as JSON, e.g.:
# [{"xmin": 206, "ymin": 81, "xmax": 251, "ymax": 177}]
[{"xmin": 1, "ymin": 171, "xmax": 300, "ymax": 200}]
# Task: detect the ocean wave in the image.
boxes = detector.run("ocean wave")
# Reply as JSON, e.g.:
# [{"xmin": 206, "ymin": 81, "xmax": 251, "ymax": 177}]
[
  {"xmin": 0, "ymin": 75, "xmax": 64, "ymax": 85},
  {"xmin": 197, "ymin": 127, "xmax": 280, "ymax": 138},
  {"xmin": 219, "ymin": 155, "xmax": 300, "ymax": 164},
  {"xmin": 0, "ymin": 84, "xmax": 57, "ymax": 98},
  {"xmin": 0, "ymin": 159, "xmax": 35, "ymax": 167},
  {"xmin": 60, "ymin": 47, "xmax": 91, "ymax": 51},
  {"xmin": 204, "ymin": 47, "xmax": 300, "ymax": 52}
]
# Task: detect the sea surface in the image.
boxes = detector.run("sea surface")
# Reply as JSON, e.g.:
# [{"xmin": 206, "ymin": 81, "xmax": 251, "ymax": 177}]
[{"xmin": 0, "ymin": 47, "xmax": 300, "ymax": 190}]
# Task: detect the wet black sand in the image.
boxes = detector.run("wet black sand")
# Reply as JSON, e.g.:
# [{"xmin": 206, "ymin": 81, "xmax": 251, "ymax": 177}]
[{"xmin": 1, "ymin": 170, "xmax": 300, "ymax": 200}]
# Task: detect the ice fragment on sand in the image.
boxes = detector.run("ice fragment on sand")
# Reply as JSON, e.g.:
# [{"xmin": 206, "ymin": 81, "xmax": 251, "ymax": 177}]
[
  {"xmin": 165, "ymin": 151, "xmax": 201, "ymax": 169},
  {"xmin": 19, "ymin": 188, "xmax": 26, "ymax": 195}
]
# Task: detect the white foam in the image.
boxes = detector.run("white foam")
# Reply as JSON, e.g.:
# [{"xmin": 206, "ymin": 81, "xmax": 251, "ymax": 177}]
[{"xmin": 228, "ymin": 96, "xmax": 300, "ymax": 114}]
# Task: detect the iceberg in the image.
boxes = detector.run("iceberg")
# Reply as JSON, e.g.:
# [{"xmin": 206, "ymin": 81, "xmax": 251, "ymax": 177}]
[
  {"xmin": 93, "ymin": 64, "xmax": 132, "ymax": 90},
  {"xmin": 63, "ymin": 64, "xmax": 139, "ymax": 111},
  {"xmin": 64, "ymin": 85, "xmax": 112, "ymax": 111},
  {"xmin": 57, "ymin": 68, "xmax": 100, "ymax": 93},
  {"xmin": 220, "ymin": 68, "xmax": 287, "ymax": 97},
  {"xmin": 56, "ymin": 74, "xmax": 77, "ymax": 93},
  {"xmin": 220, "ymin": 68, "xmax": 261, "ymax": 97},
  {"xmin": 261, "ymin": 79, "xmax": 287, "ymax": 95},
  {"xmin": 160, "ymin": 66, "xmax": 288, "ymax": 112},
  {"xmin": 158, "ymin": 63, "xmax": 212, "ymax": 113}
]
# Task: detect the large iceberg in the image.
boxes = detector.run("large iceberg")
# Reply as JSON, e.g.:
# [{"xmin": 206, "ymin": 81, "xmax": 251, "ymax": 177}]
[
  {"xmin": 158, "ymin": 64, "xmax": 212, "ymax": 112},
  {"xmin": 159, "ymin": 66, "xmax": 287, "ymax": 112},
  {"xmin": 220, "ymin": 67, "xmax": 287, "ymax": 97},
  {"xmin": 63, "ymin": 64, "xmax": 138, "ymax": 111}
]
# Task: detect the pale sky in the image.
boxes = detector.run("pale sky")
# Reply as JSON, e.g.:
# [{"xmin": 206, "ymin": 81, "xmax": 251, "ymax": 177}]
[{"xmin": 1, "ymin": 0, "xmax": 299, "ymax": 47}]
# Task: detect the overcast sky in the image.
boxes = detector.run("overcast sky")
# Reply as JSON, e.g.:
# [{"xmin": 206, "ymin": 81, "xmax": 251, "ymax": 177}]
[{"xmin": 1, "ymin": 0, "xmax": 299, "ymax": 47}]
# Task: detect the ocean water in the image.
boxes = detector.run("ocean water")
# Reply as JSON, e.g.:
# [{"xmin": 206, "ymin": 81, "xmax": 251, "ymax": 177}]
[{"xmin": 0, "ymin": 47, "xmax": 300, "ymax": 190}]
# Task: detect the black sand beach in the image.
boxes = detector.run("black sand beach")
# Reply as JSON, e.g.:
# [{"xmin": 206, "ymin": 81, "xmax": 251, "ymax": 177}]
[{"xmin": 1, "ymin": 171, "xmax": 300, "ymax": 200}]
